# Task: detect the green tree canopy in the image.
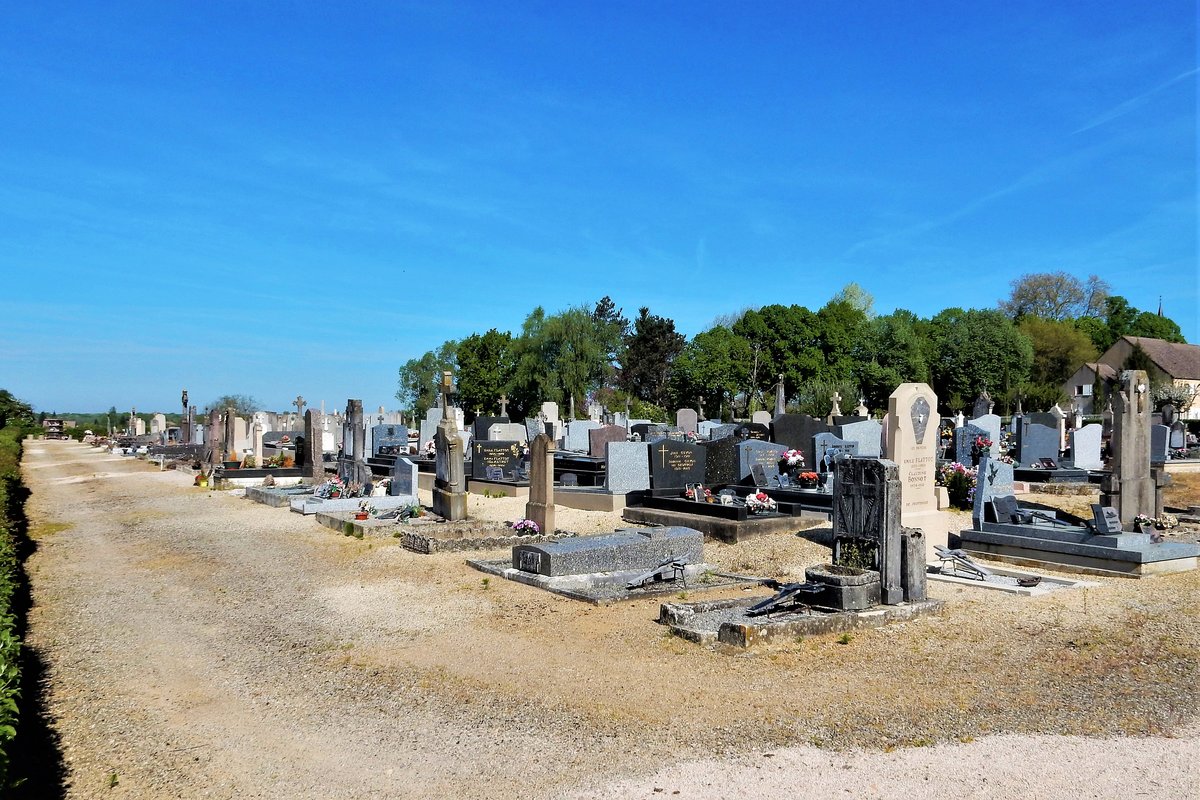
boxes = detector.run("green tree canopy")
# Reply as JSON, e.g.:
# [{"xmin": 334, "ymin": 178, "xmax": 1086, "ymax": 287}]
[
  {"xmin": 999, "ymin": 271, "xmax": 1109, "ymax": 321},
  {"xmin": 0, "ymin": 389, "xmax": 34, "ymax": 430},
  {"xmin": 454, "ymin": 329, "xmax": 515, "ymax": 418},
  {"xmin": 1018, "ymin": 317, "xmax": 1099, "ymax": 389},
  {"xmin": 396, "ymin": 340, "xmax": 458, "ymax": 421},
  {"xmin": 618, "ymin": 307, "xmax": 685, "ymax": 408},
  {"xmin": 671, "ymin": 326, "xmax": 753, "ymax": 420},
  {"xmin": 206, "ymin": 394, "xmax": 260, "ymax": 415},
  {"xmin": 930, "ymin": 308, "xmax": 1033, "ymax": 413}
]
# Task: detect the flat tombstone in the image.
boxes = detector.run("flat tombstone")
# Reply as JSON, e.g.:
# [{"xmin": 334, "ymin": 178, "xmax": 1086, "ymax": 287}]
[
  {"xmin": 605, "ymin": 441, "xmax": 650, "ymax": 493},
  {"xmin": 588, "ymin": 424, "xmax": 626, "ymax": 458},
  {"xmin": 1090, "ymin": 504, "xmax": 1123, "ymax": 534},
  {"xmin": 836, "ymin": 419, "xmax": 882, "ymax": 459},
  {"xmin": 1016, "ymin": 421, "xmax": 1059, "ymax": 466},
  {"xmin": 676, "ymin": 408, "xmax": 699, "ymax": 434},
  {"xmin": 771, "ymin": 413, "xmax": 830, "ymax": 470},
  {"xmin": 750, "ymin": 410, "xmax": 773, "ymax": 426},
  {"xmin": 886, "ymin": 383, "xmax": 938, "ymax": 523},
  {"xmin": 512, "ymin": 527, "xmax": 703, "ymax": 577},
  {"xmin": 474, "ymin": 415, "xmax": 510, "ymax": 442},
  {"xmin": 371, "ymin": 424, "xmax": 409, "ymax": 456},
  {"xmin": 389, "ymin": 457, "xmax": 417, "ymax": 497},
  {"xmin": 648, "ymin": 440, "xmax": 705, "ymax": 489},
  {"xmin": 1150, "ymin": 424, "xmax": 1169, "ymax": 465},
  {"xmin": 972, "ymin": 457, "xmax": 1014, "ymax": 528},
  {"xmin": 738, "ymin": 439, "xmax": 786, "ymax": 485},
  {"xmin": 701, "ymin": 437, "xmax": 738, "ymax": 485},
  {"xmin": 471, "ymin": 441, "xmax": 523, "ymax": 480},
  {"xmin": 953, "ymin": 423, "xmax": 988, "ymax": 465},
  {"xmin": 813, "ymin": 433, "xmax": 858, "ymax": 473},
  {"xmin": 1070, "ymin": 424, "xmax": 1103, "ymax": 470}
]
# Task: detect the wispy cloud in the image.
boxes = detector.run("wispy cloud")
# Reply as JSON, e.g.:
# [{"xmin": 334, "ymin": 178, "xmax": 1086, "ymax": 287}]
[{"xmin": 1073, "ymin": 67, "xmax": 1198, "ymax": 134}]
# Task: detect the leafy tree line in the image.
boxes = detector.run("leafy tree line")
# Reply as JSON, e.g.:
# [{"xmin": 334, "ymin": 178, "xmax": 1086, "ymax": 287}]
[{"xmin": 397, "ymin": 275, "xmax": 1187, "ymax": 421}]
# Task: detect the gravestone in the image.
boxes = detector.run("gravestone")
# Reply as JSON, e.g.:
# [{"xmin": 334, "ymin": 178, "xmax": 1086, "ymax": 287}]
[
  {"xmin": 1049, "ymin": 405, "xmax": 1067, "ymax": 453},
  {"xmin": 1090, "ymin": 504, "xmax": 1123, "ymax": 535},
  {"xmin": 1101, "ymin": 370, "xmax": 1156, "ymax": 524},
  {"xmin": 696, "ymin": 420, "xmax": 721, "ymax": 438},
  {"xmin": 750, "ymin": 410, "xmax": 773, "ymax": 426},
  {"xmin": 648, "ymin": 440, "xmax": 705, "ymax": 489},
  {"xmin": 813, "ymin": 432, "xmax": 858, "ymax": 473},
  {"xmin": 953, "ymin": 423, "xmax": 989, "ymax": 465},
  {"xmin": 524, "ymin": 434, "xmax": 555, "ymax": 535},
  {"xmin": 252, "ymin": 422, "xmax": 264, "ymax": 467},
  {"xmin": 1016, "ymin": 419, "xmax": 1059, "ymax": 466},
  {"xmin": 971, "ymin": 457, "xmax": 1014, "ymax": 528},
  {"xmin": 346, "ymin": 400, "xmax": 365, "ymax": 461},
  {"xmin": 738, "ymin": 440, "xmax": 786, "ymax": 486},
  {"xmin": 207, "ymin": 409, "xmax": 222, "ymax": 466},
  {"xmin": 1150, "ymin": 424, "xmax": 1169, "ymax": 465},
  {"xmin": 565, "ymin": 420, "xmax": 602, "ymax": 452},
  {"xmin": 588, "ymin": 424, "xmax": 626, "ymax": 459},
  {"xmin": 970, "ymin": 414, "xmax": 1003, "ymax": 458},
  {"xmin": 771, "ymin": 414, "xmax": 831, "ymax": 472},
  {"xmin": 524, "ymin": 417, "xmax": 546, "ymax": 444},
  {"xmin": 701, "ymin": 437, "xmax": 738, "ymax": 485},
  {"xmin": 432, "ymin": 373, "xmax": 467, "ymax": 520},
  {"xmin": 630, "ymin": 423, "xmax": 668, "ymax": 442},
  {"xmin": 736, "ymin": 423, "xmax": 771, "ymax": 441},
  {"xmin": 389, "ymin": 457, "xmax": 417, "ymax": 497},
  {"xmin": 151, "ymin": 413, "xmax": 167, "ymax": 435},
  {"xmin": 707, "ymin": 423, "xmax": 738, "ymax": 441},
  {"xmin": 832, "ymin": 458, "xmax": 903, "ymax": 605},
  {"xmin": 1169, "ymin": 422, "xmax": 1186, "ymax": 450},
  {"xmin": 676, "ymin": 408, "xmax": 699, "ymax": 434},
  {"xmin": 606, "ymin": 441, "xmax": 650, "ymax": 493},
  {"xmin": 471, "ymin": 441, "xmax": 523, "ymax": 480},
  {"xmin": 971, "ymin": 391, "xmax": 993, "ymax": 419},
  {"xmin": 371, "ymin": 424, "xmax": 409, "ymax": 456},
  {"xmin": 512, "ymin": 527, "xmax": 703, "ymax": 577},
  {"xmin": 302, "ymin": 410, "xmax": 323, "ymax": 481},
  {"xmin": 886, "ymin": 383, "xmax": 938, "ymax": 525},
  {"xmin": 473, "ymin": 415, "xmax": 509, "ymax": 442},
  {"xmin": 836, "ymin": 419, "xmax": 882, "ymax": 459},
  {"xmin": 1070, "ymin": 424, "xmax": 1104, "ymax": 470},
  {"xmin": 488, "ymin": 422, "xmax": 527, "ymax": 442}
]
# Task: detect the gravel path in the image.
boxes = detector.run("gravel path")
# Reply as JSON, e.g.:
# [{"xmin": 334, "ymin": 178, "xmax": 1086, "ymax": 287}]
[{"xmin": 21, "ymin": 441, "xmax": 1200, "ymax": 798}]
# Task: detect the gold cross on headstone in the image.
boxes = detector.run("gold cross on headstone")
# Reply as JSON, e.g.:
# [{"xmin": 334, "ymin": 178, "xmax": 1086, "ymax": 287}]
[{"xmin": 659, "ymin": 443, "xmax": 670, "ymax": 467}]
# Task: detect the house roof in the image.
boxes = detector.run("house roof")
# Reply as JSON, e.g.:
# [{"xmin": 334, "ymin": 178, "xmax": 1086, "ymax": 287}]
[
  {"xmin": 1085, "ymin": 362, "xmax": 1118, "ymax": 381},
  {"xmin": 1121, "ymin": 336, "xmax": 1200, "ymax": 380}
]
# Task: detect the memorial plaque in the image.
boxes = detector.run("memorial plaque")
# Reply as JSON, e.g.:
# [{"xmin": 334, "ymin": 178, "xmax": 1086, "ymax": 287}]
[
  {"xmin": 1090, "ymin": 504, "xmax": 1123, "ymax": 534},
  {"xmin": 737, "ymin": 439, "xmax": 785, "ymax": 485},
  {"xmin": 470, "ymin": 440, "xmax": 522, "ymax": 480}
]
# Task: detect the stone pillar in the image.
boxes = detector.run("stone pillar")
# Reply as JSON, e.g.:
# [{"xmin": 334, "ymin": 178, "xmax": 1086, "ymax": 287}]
[
  {"xmin": 207, "ymin": 409, "xmax": 222, "ymax": 468},
  {"xmin": 347, "ymin": 399, "xmax": 365, "ymax": 462},
  {"xmin": 181, "ymin": 391, "xmax": 191, "ymax": 444},
  {"xmin": 900, "ymin": 528, "xmax": 927, "ymax": 602},
  {"xmin": 833, "ymin": 457, "xmax": 903, "ymax": 605},
  {"xmin": 1102, "ymin": 370, "xmax": 1158, "ymax": 524},
  {"xmin": 886, "ymin": 383, "xmax": 938, "ymax": 526},
  {"xmin": 303, "ymin": 409, "xmax": 324, "ymax": 483},
  {"xmin": 252, "ymin": 422, "xmax": 264, "ymax": 468},
  {"xmin": 524, "ymin": 433, "xmax": 556, "ymax": 535},
  {"xmin": 223, "ymin": 408, "xmax": 235, "ymax": 457},
  {"xmin": 433, "ymin": 417, "xmax": 467, "ymax": 520}
]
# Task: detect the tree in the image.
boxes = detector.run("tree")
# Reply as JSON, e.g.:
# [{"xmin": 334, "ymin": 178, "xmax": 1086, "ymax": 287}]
[
  {"xmin": 830, "ymin": 282, "xmax": 875, "ymax": 318},
  {"xmin": 671, "ymin": 326, "xmax": 753, "ymax": 420},
  {"xmin": 396, "ymin": 340, "xmax": 458, "ymax": 421},
  {"xmin": 732, "ymin": 304, "xmax": 823, "ymax": 405},
  {"xmin": 619, "ymin": 307, "xmax": 685, "ymax": 407},
  {"xmin": 929, "ymin": 308, "xmax": 1033, "ymax": 413},
  {"xmin": 999, "ymin": 272, "xmax": 1110, "ymax": 321},
  {"xmin": 1128, "ymin": 311, "xmax": 1185, "ymax": 343},
  {"xmin": 206, "ymin": 394, "xmax": 259, "ymax": 415},
  {"xmin": 508, "ymin": 305, "xmax": 613, "ymax": 418},
  {"xmin": 0, "ymin": 389, "xmax": 34, "ymax": 430},
  {"xmin": 1018, "ymin": 317, "xmax": 1099, "ymax": 389},
  {"xmin": 854, "ymin": 310, "xmax": 932, "ymax": 410},
  {"xmin": 455, "ymin": 329, "xmax": 515, "ymax": 417},
  {"xmin": 816, "ymin": 298, "xmax": 870, "ymax": 382}
]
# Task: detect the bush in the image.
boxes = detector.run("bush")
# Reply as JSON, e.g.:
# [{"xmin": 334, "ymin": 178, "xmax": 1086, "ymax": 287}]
[{"xmin": 0, "ymin": 426, "xmax": 27, "ymax": 787}]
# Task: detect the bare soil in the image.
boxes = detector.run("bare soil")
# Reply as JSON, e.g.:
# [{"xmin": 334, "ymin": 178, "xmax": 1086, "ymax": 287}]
[{"xmin": 21, "ymin": 442, "xmax": 1200, "ymax": 798}]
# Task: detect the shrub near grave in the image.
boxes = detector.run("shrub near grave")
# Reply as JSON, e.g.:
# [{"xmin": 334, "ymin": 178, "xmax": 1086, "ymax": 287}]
[{"xmin": 0, "ymin": 425, "xmax": 29, "ymax": 788}]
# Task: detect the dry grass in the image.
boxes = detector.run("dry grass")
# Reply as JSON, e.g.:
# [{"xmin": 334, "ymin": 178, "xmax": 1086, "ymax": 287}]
[{"xmin": 1165, "ymin": 471, "xmax": 1200, "ymax": 509}]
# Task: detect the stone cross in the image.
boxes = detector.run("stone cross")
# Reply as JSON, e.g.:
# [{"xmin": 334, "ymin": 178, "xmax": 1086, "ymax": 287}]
[
  {"xmin": 499, "ymin": 394, "xmax": 508, "ymax": 417},
  {"xmin": 440, "ymin": 371, "xmax": 455, "ymax": 420},
  {"xmin": 697, "ymin": 396, "xmax": 705, "ymax": 421},
  {"xmin": 856, "ymin": 397, "xmax": 869, "ymax": 418},
  {"xmin": 294, "ymin": 395, "xmax": 306, "ymax": 417},
  {"xmin": 774, "ymin": 374, "xmax": 786, "ymax": 416}
]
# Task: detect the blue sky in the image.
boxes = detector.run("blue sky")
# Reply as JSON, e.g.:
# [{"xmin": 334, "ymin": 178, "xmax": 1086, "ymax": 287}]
[{"xmin": 2, "ymin": 1, "xmax": 1195, "ymax": 414}]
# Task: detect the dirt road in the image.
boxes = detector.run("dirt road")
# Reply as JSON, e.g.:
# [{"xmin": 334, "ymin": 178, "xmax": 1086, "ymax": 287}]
[{"xmin": 21, "ymin": 441, "xmax": 1200, "ymax": 798}]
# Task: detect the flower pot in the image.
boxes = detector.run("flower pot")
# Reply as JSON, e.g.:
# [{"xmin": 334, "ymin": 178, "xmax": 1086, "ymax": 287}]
[
  {"xmin": 354, "ymin": 513, "xmax": 368, "ymax": 520},
  {"xmin": 804, "ymin": 564, "xmax": 881, "ymax": 611}
]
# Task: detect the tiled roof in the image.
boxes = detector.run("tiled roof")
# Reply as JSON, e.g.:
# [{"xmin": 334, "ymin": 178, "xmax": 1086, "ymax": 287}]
[{"xmin": 1122, "ymin": 336, "xmax": 1200, "ymax": 380}]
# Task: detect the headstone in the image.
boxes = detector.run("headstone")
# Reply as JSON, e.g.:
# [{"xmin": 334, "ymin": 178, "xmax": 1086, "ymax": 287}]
[
  {"xmin": 371, "ymin": 424, "xmax": 409, "ymax": 456},
  {"xmin": 835, "ymin": 419, "xmax": 882, "ymax": 459},
  {"xmin": 971, "ymin": 391, "xmax": 993, "ymax": 419},
  {"xmin": 588, "ymin": 424, "xmax": 626, "ymax": 459},
  {"xmin": 696, "ymin": 420, "xmax": 721, "ymax": 438},
  {"xmin": 856, "ymin": 398, "xmax": 870, "ymax": 418},
  {"xmin": 676, "ymin": 408, "xmax": 699, "ymax": 434},
  {"xmin": 970, "ymin": 414, "xmax": 1003, "ymax": 458},
  {"xmin": 1150, "ymin": 424, "xmax": 1169, "ymax": 465},
  {"xmin": 565, "ymin": 420, "xmax": 602, "ymax": 452},
  {"xmin": 471, "ymin": 441, "xmax": 523, "ymax": 480},
  {"xmin": 1049, "ymin": 405, "xmax": 1068, "ymax": 453},
  {"xmin": 474, "ymin": 415, "xmax": 510, "ymax": 442},
  {"xmin": 700, "ymin": 437, "xmax": 738, "ymax": 485},
  {"xmin": 1015, "ymin": 419, "xmax": 1059, "ymax": 466},
  {"xmin": 346, "ymin": 400, "xmax": 365, "ymax": 461},
  {"xmin": 813, "ymin": 432, "xmax": 858, "ymax": 473},
  {"xmin": 606, "ymin": 441, "xmax": 650, "ymax": 493},
  {"xmin": 737, "ymin": 440, "xmax": 786, "ymax": 486},
  {"xmin": 540, "ymin": 402, "xmax": 560, "ymax": 426},
  {"xmin": 1169, "ymin": 422, "xmax": 1186, "ymax": 450},
  {"xmin": 648, "ymin": 440, "xmax": 705, "ymax": 489},
  {"xmin": 133, "ymin": 417, "xmax": 146, "ymax": 436},
  {"xmin": 953, "ymin": 423, "xmax": 989, "ymax": 465},
  {"xmin": 524, "ymin": 434, "xmax": 555, "ymax": 534},
  {"xmin": 252, "ymin": 422, "xmax": 264, "ymax": 467},
  {"xmin": 206, "ymin": 409, "xmax": 221, "ymax": 466},
  {"xmin": 832, "ymin": 458, "xmax": 903, "ymax": 605},
  {"xmin": 587, "ymin": 402, "xmax": 603, "ymax": 422},
  {"xmin": 971, "ymin": 456, "xmax": 1014, "ymax": 528},
  {"xmin": 524, "ymin": 417, "xmax": 545, "ymax": 444},
  {"xmin": 630, "ymin": 422, "xmax": 668, "ymax": 442},
  {"xmin": 151, "ymin": 413, "xmax": 168, "ymax": 435},
  {"xmin": 1070, "ymin": 424, "xmax": 1103, "ymax": 470},
  {"xmin": 885, "ymin": 383, "xmax": 938, "ymax": 525},
  {"xmin": 389, "ymin": 457, "xmax": 417, "ymax": 497},
  {"xmin": 750, "ymin": 410, "xmax": 773, "ymax": 426},
  {"xmin": 512, "ymin": 527, "xmax": 703, "ymax": 577},
  {"xmin": 707, "ymin": 423, "xmax": 738, "ymax": 441},
  {"xmin": 488, "ymin": 422, "xmax": 527, "ymax": 442},
  {"xmin": 1090, "ymin": 504, "xmax": 1123, "ymax": 534},
  {"xmin": 771, "ymin": 413, "xmax": 831, "ymax": 472},
  {"xmin": 735, "ymin": 423, "xmax": 771, "ymax": 441}
]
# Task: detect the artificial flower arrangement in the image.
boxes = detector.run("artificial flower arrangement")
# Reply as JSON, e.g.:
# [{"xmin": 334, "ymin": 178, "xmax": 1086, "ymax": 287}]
[
  {"xmin": 511, "ymin": 518, "xmax": 540, "ymax": 534},
  {"xmin": 423, "ymin": 440, "xmax": 436, "ymax": 457},
  {"xmin": 315, "ymin": 475, "xmax": 348, "ymax": 498},
  {"xmin": 798, "ymin": 471, "xmax": 819, "ymax": 484},
  {"xmin": 745, "ymin": 491, "xmax": 778, "ymax": 513},
  {"xmin": 1134, "ymin": 513, "xmax": 1178, "ymax": 530},
  {"xmin": 781, "ymin": 449, "xmax": 805, "ymax": 467},
  {"xmin": 684, "ymin": 484, "xmax": 713, "ymax": 502}
]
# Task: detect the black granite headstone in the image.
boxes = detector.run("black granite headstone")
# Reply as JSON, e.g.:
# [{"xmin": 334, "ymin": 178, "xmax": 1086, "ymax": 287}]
[
  {"xmin": 473, "ymin": 415, "xmax": 510, "ymax": 442},
  {"xmin": 648, "ymin": 439, "xmax": 705, "ymax": 488},
  {"xmin": 470, "ymin": 440, "xmax": 522, "ymax": 480},
  {"xmin": 771, "ymin": 414, "xmax": 831, "ymax": 472},
  {"xmin": 701, "ymin": 437, "xmax": 738, "ymax": 486}
]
